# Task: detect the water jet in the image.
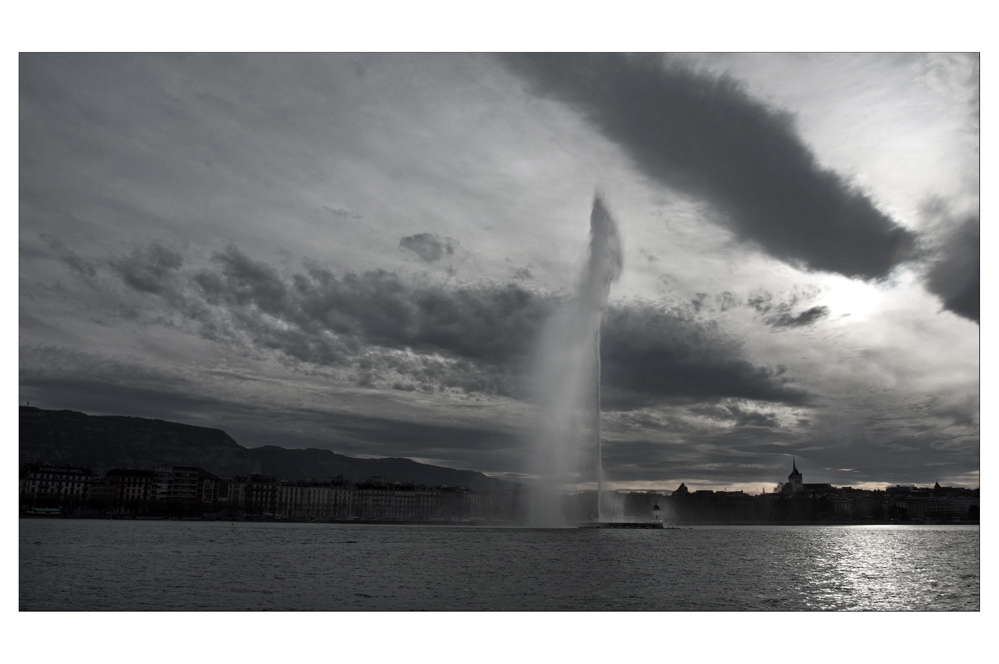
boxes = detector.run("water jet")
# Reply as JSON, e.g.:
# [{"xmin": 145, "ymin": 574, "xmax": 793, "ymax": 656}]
[{"xmin": 527, "ymin": 195, "xmax": 664, "ymax": 529}]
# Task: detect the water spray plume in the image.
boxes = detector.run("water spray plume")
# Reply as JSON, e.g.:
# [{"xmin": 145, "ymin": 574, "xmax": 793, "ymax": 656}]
[
  {"xmin": 527, "ymin": 194, "xmax": 623, "ymax": 526},
  {"xmin": 581, "ymin": 195, "xmax": 624, "ymax": 308}
]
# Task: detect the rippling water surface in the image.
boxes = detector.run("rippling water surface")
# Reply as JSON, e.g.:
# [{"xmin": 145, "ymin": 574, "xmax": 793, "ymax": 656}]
[{"xmin": 20, "ymin": 520, "xmax": 979, "ymax": 611}]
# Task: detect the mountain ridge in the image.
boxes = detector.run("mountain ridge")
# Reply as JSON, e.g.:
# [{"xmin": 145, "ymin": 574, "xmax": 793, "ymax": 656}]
[{"xmin": 18, "ymin": 406, "xmax": 512, "ymax": 491}]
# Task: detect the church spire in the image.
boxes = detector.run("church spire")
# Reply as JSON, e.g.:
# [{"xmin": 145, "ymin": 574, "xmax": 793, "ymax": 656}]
[
  {"xmin": 787, "ymin": 456, "xmax": 803, "ymax": 493},
  {"xmin": 789, "ymin": 456, "xmax": 801, "ymax": 478}
]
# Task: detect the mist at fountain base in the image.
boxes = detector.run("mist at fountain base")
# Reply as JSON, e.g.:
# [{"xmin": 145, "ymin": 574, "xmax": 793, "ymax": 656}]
[{"xmin": 523, "ymin": 486, "xmax": 666, "ymax": 528}]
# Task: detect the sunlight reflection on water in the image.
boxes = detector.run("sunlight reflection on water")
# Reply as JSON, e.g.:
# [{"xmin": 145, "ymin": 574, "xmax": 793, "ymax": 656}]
[{"xmin": 20, "ymin": 521, "xmax": 978, "ymax": 611}]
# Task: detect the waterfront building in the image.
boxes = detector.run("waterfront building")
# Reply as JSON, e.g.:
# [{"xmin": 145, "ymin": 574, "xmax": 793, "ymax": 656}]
[
  {"xmin": 91, "ymin": 468, "xmax": 155, "ymax": 512},
  {"xmin": 886, "ymin": 484, "xmax": 980, "ymax": 522},
  {"xmin": 354, "ymin": 476, "xmax": 460, "ymax": 521},
  {"xmin": 153, "ymin": 466, "xmax": 220, "ymax": 506},
  {"xmin": 274, "ymin": 476, "xmax": 354, "ymax": 520},
  {"xmin": 329, "ymin": 476, "xmax": 355, "ymax": 519},
  {"xmin": 19, "ymin": 463, "xmax": 93, "ymax": 507},
  {"xmin": 228, "ymin": 474, "xmax": 280, "ymax": 516},
  {"xmin": 15, "ymin": 461, "xmax": 520, "ymax": 524}
]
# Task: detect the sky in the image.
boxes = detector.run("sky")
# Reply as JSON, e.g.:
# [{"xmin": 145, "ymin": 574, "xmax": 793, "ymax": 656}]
[{"xmin": 18, "ymin": 52, "xmax": 980, "ymax": 492}]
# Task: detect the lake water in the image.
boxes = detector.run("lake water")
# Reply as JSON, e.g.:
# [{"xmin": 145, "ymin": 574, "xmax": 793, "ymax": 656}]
[{"xmin": 19, "ymin": 520, "xmax": 979, "ymax": 611}]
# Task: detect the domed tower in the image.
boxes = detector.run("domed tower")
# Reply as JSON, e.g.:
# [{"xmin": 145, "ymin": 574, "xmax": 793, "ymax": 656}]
[{"xmin": 788, "ymin": 457, "xmax": 803, "ymax": 494}]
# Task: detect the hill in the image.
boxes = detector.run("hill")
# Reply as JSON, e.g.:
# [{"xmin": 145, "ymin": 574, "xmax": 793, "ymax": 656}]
[{"xmin": 18, "ymin": 406, "xmax": 511, "ymax": 491}]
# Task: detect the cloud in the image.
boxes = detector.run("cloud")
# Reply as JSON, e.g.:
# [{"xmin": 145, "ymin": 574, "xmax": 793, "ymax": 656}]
[
  {"xmin": 399, "ymin": 233, "xmax": 458, "ymax": 262},
  {"xmin": 638, "ymin": 248, "xmax": 660, "ymax": 264},
  {"xmin": 765, "ymin": 305, "xmax": 830, "ymax": 329},
  {"xmin": 322, "ymin": 206, "xmax": 361, "ymax": 220},
  {"xmin": 196, "ymin": 244, "xmax": 288, "ymax": 314},
  {"xmin": 600, "ymin": 302, "xmax": 810, "ymax": 407},
  {"xmin": 502, "ymin": 53, "xmax": 917, "ymax": 280},
  {"xmin": 107, "ymin": 243, "xmax": 807, "ymax": 407},
  {"xmin": 109, "ymin": 242, "xmax": 183, "ymax": 296},
  {"xmin": 191, "ymin": 245, "xmax": 554, "ymax": 394},
  {"xmin": 689, "ymin": 403, "xmax": 781, "ymax": 428},
  {"xmin": 920, "ymin": 211, "xmax": 979, "ymax": 323},
  {"xmin": 598, "ymin": 383, "xmax": 979, "ymax": 487},
  {"xmin": 744, "ymin": 286, "xmax": 828, "ymax": 328},
  {"xmin": 926, "ymin": 392, "xmax": 979, "ymax": 430},
  {"xmin": 40, "ymin": 234, "xmax": 98, "ymax": 282},
  {"xmin": 714, "ymin": 292, "xmax": 739, "ymax": 312},
  {"xmin": 746, "ymin": 286, "xmax": 819, "ymax": 316}
]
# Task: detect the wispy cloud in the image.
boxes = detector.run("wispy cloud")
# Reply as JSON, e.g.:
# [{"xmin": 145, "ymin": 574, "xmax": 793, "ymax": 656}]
[
  {"xmin": 40, "ymin": 234, "xmax": 99, "ymax": 282},
  {"xmin": 765, "ymin": 305, "xmax": 830, "ymax": 329}
]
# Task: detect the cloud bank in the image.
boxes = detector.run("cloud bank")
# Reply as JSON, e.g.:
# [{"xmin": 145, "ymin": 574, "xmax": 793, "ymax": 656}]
[{"xmin": 95, "ymin": 242, "xmax": 807, "ymax": 409}]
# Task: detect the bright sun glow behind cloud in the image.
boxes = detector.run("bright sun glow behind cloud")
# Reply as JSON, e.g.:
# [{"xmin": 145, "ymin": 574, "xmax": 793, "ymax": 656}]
[{"xmin": 818, "ymin": 275, "xmax": 891, "ymax": 322}]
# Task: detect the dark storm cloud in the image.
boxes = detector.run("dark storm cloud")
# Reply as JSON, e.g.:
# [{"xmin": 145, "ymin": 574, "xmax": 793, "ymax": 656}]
[
  {"xmin": 196, "ymin": 244, "xmax": 288, "ymax": 313},
  {"xmin": 927, "ymin": 393, "xmax": 979, "ymax": 429},
  {"xmin": 399, "ymin": 233, "xmax": 458, "ymax": 262},
  {"xmin": 922, "ymin": 213, "xmax": 979, "ymax": 323},
  {"xmin": 502, "ymin": 53, "xmax": 916, "ymax": 280},
  {"xmin": 109, "ymin": 242, "xmax": 183, "ymax": 296},
  {"xmin": 194, "ymin": 245, "xmax": 554, "ymax": 394},
  {"xmin": 104, "ymin": 243, "xmax": 807, "ymax": 406},
  {"xmin": 600, "ymin": 433, "xmax": 793, "ymax": 486},
  {"xmin": 600, "ymin": 304, "xmax": 810, "ymax": 407}
]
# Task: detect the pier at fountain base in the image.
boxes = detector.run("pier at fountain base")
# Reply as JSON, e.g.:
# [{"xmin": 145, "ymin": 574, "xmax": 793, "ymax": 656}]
[{"xmin": 577, "ymin": 521, "xmax": 665, "ymax": 529}]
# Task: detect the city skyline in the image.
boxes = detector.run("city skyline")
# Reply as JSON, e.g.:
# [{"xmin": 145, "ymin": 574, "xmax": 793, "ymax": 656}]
[{"xmin": 19, "ymin": 53, "xmax": 979, "ymax": 493}]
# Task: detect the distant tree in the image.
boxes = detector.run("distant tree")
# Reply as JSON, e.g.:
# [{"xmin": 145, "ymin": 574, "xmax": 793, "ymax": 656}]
[{"xmin": 773, "ymin": 482, "xmax": 785, "ymax": 494}]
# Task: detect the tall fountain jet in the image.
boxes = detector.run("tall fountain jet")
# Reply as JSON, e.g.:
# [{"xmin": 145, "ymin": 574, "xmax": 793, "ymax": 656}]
[
  {"xmin": 528, "ymin": 194, "xmax": 622, "ymax": 526},
  {"xmin": 584, "ymin": 196, "xmax": 623, "ymax": 520}
]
